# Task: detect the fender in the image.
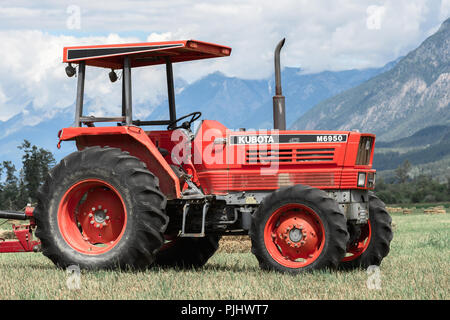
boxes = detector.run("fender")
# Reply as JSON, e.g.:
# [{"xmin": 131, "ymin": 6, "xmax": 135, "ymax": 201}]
[{"xmin": 58, "ymin": 126, "xmax": 181, "ymax": 199}]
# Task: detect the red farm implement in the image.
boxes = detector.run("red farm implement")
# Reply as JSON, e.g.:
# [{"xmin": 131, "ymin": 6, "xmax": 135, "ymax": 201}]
[
  {"xmin": 0, "ymin": 38, "xmax": 392, "ymax": 273},
  {"xmin": 0, "ymin": 206, "xmax": 40, "ymax": 253}
]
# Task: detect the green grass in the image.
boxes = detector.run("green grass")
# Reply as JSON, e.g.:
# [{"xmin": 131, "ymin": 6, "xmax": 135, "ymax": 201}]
[{"xmin": 0, "ymin": 212, "xmax": 448, "ymax": 300}]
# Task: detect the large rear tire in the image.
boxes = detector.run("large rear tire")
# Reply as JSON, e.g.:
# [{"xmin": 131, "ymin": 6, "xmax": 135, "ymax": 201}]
[
  {"xmin": 250, "ymin": 185, "xmax": 349, "ymax": 273},
  {"xmin": 338, "ymin": 192, "xmax": 393, "ymax": 270},
  {"xmin": 153, "ymin": 234, "xmax": 221, "ymax": 269},
  {"xmin": 34, "ymin": 146, "xmax": 168, "ymax": 270}
]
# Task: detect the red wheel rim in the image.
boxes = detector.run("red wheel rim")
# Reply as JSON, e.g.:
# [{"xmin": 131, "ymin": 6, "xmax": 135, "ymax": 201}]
[
  {"xmin": 57, "ymin": 179, "xmax": 127, "ymax": 255},
  {"xmin": 342, "ymin": 221, "xmax": 371, "ymax": 262},
  {"xmin": 264, "ymin": 203, "xmax": 326, "ymax": 268}
]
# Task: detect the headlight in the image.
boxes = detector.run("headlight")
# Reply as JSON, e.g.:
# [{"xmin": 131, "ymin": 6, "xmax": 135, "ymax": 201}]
[{"xmin": 357, "ymin": 172, "xmax": 366, "ymax": 187}]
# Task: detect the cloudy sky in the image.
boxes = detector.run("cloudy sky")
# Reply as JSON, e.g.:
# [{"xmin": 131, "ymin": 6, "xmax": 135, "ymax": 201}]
[{"xmin": 0, "ymin": 0, "xmax": 448, "ymax": 122}]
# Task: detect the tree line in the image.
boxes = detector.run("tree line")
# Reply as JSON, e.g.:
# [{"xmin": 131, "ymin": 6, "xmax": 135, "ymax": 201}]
[
  {"xmin": 375, "ymin": 160, "xmax": 450, "ymax": 204},
  {"xmin": 0, "ymin": 140, "xmax": 55, "ymax": 210}
]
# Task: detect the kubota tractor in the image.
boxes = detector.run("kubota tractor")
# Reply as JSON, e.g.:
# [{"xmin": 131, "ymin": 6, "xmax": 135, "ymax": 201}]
[{"xmin": 0, "ymin": 39, "xmax": 393, "ymax": 273}]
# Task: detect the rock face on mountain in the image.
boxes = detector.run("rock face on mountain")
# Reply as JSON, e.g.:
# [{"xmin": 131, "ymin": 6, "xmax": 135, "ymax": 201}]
[{"xmin": 291, "ymin": 18, "xmax": 450, "ymax": 142}]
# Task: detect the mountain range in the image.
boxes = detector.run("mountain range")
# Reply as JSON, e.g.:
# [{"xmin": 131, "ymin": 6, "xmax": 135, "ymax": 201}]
[
  {"xmin": 374, "ymin": 124, "xmax": 450, "ymax": 181},
  {"xmin": 154, "ymin": 59, "xmax": 399, "ymax": 130}
]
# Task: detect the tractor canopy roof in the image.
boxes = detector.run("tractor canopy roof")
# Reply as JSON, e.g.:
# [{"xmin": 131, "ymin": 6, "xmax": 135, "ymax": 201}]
[{"xmin": 63, "ymin": 40, "xmax": 232, "ymax": 69}]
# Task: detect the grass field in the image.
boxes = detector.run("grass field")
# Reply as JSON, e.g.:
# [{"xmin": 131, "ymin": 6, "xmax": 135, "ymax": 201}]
[{"xmin": 0, "ymin": 207, "xmax": 448, "ymax": 300}]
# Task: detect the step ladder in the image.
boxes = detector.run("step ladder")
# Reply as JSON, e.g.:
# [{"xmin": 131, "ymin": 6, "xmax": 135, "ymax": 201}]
[{"xmin": 180, "ymin": 201, "xmax": 209, "ymax": 237}]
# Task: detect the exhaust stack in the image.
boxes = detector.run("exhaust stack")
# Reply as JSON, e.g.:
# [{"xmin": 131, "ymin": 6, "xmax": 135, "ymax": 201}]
[{"xmin": 273, "ymin": 38, "xmax": 286, "ymax": 130}]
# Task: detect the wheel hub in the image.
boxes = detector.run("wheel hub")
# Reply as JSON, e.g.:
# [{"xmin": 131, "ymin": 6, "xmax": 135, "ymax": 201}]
[
  {"xmin": 277, "ymin": 220, "xmax": 309, "ymax": 249},
  {"xmin": 93, "ymin": 209, "xmax": 108, "ymax": 224},
  {"xmin": 289, "ymin": 227, "xmax": 303, "ymax": 243},
  {"xmin": 85, "ymin": 206, "xmax": 111, "ymax": 229}
]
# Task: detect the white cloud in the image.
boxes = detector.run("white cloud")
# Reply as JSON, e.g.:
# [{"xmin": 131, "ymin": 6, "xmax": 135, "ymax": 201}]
[
  {"xmin": 0, "ymin": 0, "xmax": 447, "ymax": 122},
  {"xmin": 0, "ymin": 86, "xmax": 7, "ymax": 105},
  {"xmin": 441, "ymin": 0, "xmax": 450, "ymax": 19},
  {"xmin": 366, "ymin": 5, "xmax": 386, "ymax": 30},
  {"xmin": 66, "ymin": 5, "xmax": 81, "ymax": 30},
  {"xmin": 0, "ymin": 31, "xmax": 169, "ymax": 121}
]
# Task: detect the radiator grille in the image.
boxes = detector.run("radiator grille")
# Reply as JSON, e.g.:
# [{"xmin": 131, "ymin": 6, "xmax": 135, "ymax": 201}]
[{"xmin": 246, "ymin": 148, "xmax": 335, "ymax": 164}]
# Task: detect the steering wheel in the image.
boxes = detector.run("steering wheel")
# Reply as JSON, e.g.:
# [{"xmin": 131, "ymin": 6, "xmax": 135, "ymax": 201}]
[{"xmin": 167, "ymin": 112, "xmax": 202, "ymax": 130}]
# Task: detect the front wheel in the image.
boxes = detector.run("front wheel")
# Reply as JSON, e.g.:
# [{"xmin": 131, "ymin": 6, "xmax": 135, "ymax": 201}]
[{"xmin": 250, "ymin": 185, "xmax": 349, "ymax": 273}]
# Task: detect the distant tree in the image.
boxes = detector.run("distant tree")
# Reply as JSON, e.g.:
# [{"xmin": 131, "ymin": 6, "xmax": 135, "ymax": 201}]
[
  {"xmin": 375, "ymin": 177, "xmax": 386, "ymax": 190},
  {"xmin": 415, "ymin": 174, "xmax": 432, "ymax": 189},
  {"xmin": 395, "ymin": 160, "xmax": 412, "ymax": 184},
  {"xmin": 0, "ymin": 161, "xmax": 20, "ymax": 210},
  {"xmin": 18, "ymin": 140, "xmax": 56, "ymax": 205}
]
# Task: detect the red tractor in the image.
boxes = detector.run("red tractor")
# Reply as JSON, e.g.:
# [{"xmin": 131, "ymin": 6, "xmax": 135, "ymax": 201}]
[{"xmin": 0, "ymin": 39, "xmax": 392, "ymax": 273}]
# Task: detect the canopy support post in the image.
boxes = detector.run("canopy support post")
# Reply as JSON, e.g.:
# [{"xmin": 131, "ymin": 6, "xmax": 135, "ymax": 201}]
[
  {"xmin": 122, "ymin": 66, "xmax": 126, "ymax": 120},
  {"xmin": 165, "ymin": 57, "xmax": 177, "ymax": 122},
  {"xmin": 74, "ymin": 61, "xmax": 85, "ymax": 127},
  {"xmin": 123, "ymin": 56, "xmax": 133, "ymax": 126}
]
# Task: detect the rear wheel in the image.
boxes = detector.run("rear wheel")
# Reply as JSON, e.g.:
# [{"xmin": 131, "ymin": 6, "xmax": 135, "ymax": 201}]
[
  {"xmin": 153, "ymin": 234, "xmax": 221, "ymax": 269},
  {"xmin": 34, "ymin": 146, "xmax": 168, "ymax": 270},
  {"xmin": 339, "ymin": 192, "xmax": 393, "ymax": 270},
  {"xmin": 250, "ymin": 185, "xmax": 348, "ymax": 273}
]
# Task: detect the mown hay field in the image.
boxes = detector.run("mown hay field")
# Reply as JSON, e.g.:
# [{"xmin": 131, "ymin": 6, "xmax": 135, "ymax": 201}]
[{"xmin": 0, "ymin": 207, "xmax": 448, "ymax": 300}]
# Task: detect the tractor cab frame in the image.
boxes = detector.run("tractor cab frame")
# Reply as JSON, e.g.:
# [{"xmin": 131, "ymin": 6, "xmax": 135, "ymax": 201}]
[{"xmin": 64, "ymin": 40, "xmax": 231, "ymax": 128}]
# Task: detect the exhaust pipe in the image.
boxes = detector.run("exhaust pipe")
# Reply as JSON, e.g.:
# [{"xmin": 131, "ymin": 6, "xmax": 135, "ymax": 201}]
[{"xmin": 273, "ymin": 38, "xmax": 286, "ymax": 130}]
